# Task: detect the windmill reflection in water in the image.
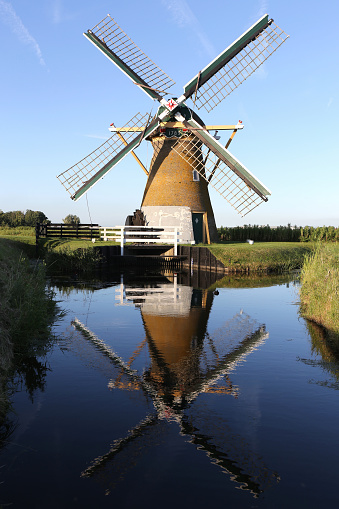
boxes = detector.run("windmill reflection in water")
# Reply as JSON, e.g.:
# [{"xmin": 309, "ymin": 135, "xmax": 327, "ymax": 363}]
[{"xmin": 71, "ymin": 276, "xmax": 279, "ymax": 496}]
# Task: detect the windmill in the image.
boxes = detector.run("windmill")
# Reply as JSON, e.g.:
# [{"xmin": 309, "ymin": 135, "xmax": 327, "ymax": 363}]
[{"xmin": 57, "ymin": 14, "xmax": 289, "ymax": 243}]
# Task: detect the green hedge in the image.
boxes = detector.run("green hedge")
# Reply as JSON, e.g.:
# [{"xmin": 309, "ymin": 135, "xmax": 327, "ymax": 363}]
[{"xmin": 218, "ymin": 225, "xmax": 338, "ymax": 243}]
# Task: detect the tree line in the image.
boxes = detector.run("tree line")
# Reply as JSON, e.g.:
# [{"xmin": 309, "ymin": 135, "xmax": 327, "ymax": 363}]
[
  {"xmin": 0, "ymin": 210, "xmax": 81, "ymax": 227},
  {"xmin": 217, "ymin": 224, "xmax": 339, "ymax": 242},
  {"xmin": 0, "ymin": 210, "xmax": 49, "ymax": 227},
  {"xmin": 1, "ymin": 212, "xmax": 337, "ymax": 242}
]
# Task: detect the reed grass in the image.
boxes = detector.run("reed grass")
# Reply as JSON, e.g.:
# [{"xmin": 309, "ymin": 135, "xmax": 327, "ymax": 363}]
[
  {"xmin": 0, "ymin": 239, "xmax": 56, "ymax": 420},
  {"xmin": 0, "ymin": 242, "xmax": 55, "ymax": 343},
  {"xmin": 44, "ymin": 244, "xmax": 102, "ymax": 274},
  {"xmin": 300, "ymin": 244, "xmax": 339, "ymax": 334}
]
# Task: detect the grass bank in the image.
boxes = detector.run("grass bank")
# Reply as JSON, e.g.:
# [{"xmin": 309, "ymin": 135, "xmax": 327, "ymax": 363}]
[
  {"xmin": 0, "ymin": 229, "xmax": 103, "ymax": 274},
  {"xmin": 41, "ymin": 239, "xmax": 102, "ymax": 274},
  {"xmin": 41, "ymin": 239, "xmax": 314, "ymax": 273},
  {"xmin": 300, "ymin": 244, "xmax": 339, "ymax": 335},
  {"xmin": 208, "ymin": 242, "xmax": 314, "ymax": 272},
  {"xmin": 0, "ymin": 238, "xmax": 56, "ymax": 421},
  {"xmin": 0, "ymin": 226, "xmax": 36, "ymax": 258},
  {"xmin": 0, "ymin": 228, "xmax": 314, "ymax": 273}
]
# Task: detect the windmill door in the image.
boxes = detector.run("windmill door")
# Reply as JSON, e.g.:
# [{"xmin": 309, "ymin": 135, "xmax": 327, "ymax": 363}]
[{"xmin": 192, "ymin": 213, "xmax": 204, "ymax": 244}]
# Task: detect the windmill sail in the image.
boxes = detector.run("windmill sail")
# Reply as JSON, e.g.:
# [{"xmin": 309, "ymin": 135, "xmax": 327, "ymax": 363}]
[
  {"xmin": 183, "ymin": 15, "xmax": 289, "ymax": 112},
  {"xmin": 85, "ymin": 15, "xmax": 175, "ymax": 101},
  {"xmin": 57, "ymin": 113, "xmax": 159, "ymax": 201},
  {"xmin": 172, "ymin": 118, "xmax": 271, "ymax": 216}
]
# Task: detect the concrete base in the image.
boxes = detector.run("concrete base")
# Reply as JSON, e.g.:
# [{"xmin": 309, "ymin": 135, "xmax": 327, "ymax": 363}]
[{"xmin": 141, "ymin": 205, "xmax": 194, "ymax": 244}]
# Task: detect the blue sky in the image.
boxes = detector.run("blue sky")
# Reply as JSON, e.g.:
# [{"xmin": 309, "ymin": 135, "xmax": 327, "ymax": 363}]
[{"xmin": 0, "ymin": 0, "xmax": 338, "ymax": 227}]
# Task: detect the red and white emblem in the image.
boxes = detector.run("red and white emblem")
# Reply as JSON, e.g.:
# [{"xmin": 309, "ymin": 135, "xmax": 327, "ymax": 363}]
[{"xmin": 165, "ymin": 98, "xmax": 178, "ymax": 111}]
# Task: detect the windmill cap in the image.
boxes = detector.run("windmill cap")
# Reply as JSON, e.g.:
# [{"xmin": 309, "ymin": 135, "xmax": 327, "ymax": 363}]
[{"xmin": 156, "ymin": 102, "xmax": 205, "ymax": 127}]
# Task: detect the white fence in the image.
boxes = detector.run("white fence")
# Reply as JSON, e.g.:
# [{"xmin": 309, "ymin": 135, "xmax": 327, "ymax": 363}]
[{"xmin": 99, "ymin": 226, "xmax": 183, "ymax": 256}]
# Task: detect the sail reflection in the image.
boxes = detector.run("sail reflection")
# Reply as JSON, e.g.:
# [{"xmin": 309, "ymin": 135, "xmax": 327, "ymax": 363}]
[{"xmin": 71, "ymin": 275, "xmax": 278, "ymax": 497}]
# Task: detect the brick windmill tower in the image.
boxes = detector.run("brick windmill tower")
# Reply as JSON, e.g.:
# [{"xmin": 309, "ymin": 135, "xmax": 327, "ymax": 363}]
[
  {"xmin": 140, "ymin": 105, "xmax": 220, "ymax": 243},
  {"xmin": 57, "ymin": 14, "xmax": 288, "ymax": 243}
]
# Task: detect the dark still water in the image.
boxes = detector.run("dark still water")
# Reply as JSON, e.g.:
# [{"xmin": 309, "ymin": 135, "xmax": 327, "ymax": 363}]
[{"xmin": 1, "ymin": 271, "xmax": 339, "ymax": 508}]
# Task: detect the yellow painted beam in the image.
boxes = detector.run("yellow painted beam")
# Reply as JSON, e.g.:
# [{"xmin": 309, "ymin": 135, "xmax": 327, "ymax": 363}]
[
  {"xmin": 116, "ymin": 132, "xmax": 149, "ymax": 176},
  {"xmin": 207, "ymin": 129, "xmax": 238, "ymax": 185},
  {"xmin": 203, "ymin": 124, "xmax": 244, "ymax": 131},
  {"xmin": 109, "ymin": 123, "xmax": 244, "ymax": 132},
  {"xmin": 225, "ymin": 129, "xmax": 238, "ymax": 150}
]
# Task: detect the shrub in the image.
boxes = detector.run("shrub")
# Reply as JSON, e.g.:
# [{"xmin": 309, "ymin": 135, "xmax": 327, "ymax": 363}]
[
  {"xmin": 63, "ymin": 214, "xmax": 81, "ymax": 225},
  {"xmin": 25, "ymin": 210, "xmax": 48, "ymax": 226}
]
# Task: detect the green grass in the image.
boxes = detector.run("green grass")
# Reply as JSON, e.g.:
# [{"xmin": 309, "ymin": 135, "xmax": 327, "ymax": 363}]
[
  {"xmin": 0, "ymin": 234, "xmax": 109, "ymax": 274},
  {"xmin": 0, "ymin": 228, "xmax": 116, "ymax": 249},
  {"xmin": 40, "ymin": 238, "xmax": 112, "ymax": 250},
  {"xmin": 42, "ymin": 239, "xmax": 312, "ymax": 274},
  {"xmin": 300, "ymin": 244, "xmax": 339, "ymax": 334},
  {"xmin": 0, "ymin": 226, "xmax": 35, "ymax": 236},
  {"xmin": 36, "ymin": 238, "xmax": 103, "ymax": 273},
  {"xmin": 208, "ymin": 242, "xmax": 314, "ymax": 272},
  {"xmin": 0, "ymin": 228, "xmax": 37, "ymax": 258}
]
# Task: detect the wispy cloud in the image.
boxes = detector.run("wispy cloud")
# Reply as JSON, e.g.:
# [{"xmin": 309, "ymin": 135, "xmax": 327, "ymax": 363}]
[
  {"xmin": 248, "ymin": 0, "xmax": 269, "ymax": 27},
  {"xmin": 327, "ymin": 97, "xmax": 334, "ymax": 108},
  {"xmin": 52, "ymin": 0, "xmax": 62, "ymax": 24},
  {"xmin": 162, "ymin": 0, "xmax": 216, "ymax": 59},
  {"xmin": 0, "ymin": 0, "xmax": 46, "ymax": 66},
  {"xmin": 256, "ymin": 0, "xmax": 269, "ymax": 18},
  {"xmin": 85, "ymin": 134, "xmax": 110, "ymax": 141},
  {"xmin": 51, "ymin": 0, "xmax": 76, "ymax": 25},
  {"xmin": 247, "ymin": 1, "xmax": 270, "ymax": 79}
]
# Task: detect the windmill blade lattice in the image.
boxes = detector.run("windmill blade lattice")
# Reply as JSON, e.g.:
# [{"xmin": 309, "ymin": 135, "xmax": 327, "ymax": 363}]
[
  {"xmin": 85, "ymin": 15, "xmax": 175, "ymax": 100},
  {"xmin": 185, "ymin": 19, "xmax": 289, "ymax": 112},
  {"xmin": 172, "ymin": 123, "xmax": 271, "ymax": 217},
  {"xmin": 57, "ymin": 112, "xmax": 152, "ymax": 200}
]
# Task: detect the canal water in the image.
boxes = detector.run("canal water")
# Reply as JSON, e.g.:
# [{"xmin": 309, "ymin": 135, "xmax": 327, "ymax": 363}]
[{"xmin": 1, "ymin": 270, "xmax": 339, "ymax": 508}]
